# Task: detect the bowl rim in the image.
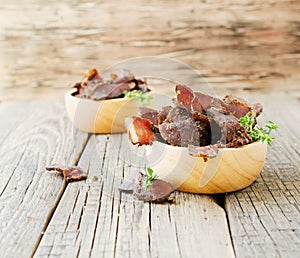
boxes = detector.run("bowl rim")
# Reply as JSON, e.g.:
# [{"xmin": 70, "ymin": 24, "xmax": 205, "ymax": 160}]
[{"xmin": 150, "ymin": 139, "xmax": 266, "ymax": 153}]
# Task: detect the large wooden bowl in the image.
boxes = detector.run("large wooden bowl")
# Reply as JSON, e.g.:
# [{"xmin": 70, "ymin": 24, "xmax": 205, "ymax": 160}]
[{"xmin": 145, "ymin": 141, "xmax": 267, "ymax": 194}]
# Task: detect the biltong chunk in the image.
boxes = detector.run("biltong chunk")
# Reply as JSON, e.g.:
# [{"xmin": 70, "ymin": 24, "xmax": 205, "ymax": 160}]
[
  {"xmin": 138, "ymin": 107, "xmax": 159, "ymax": 126},
  {"xmin": 175, "ymin": 84, "xmax": 206, "ymax": 113},
  {"xmin": 222, "ymin": 95, "xmax": 263, "ymax": 119},
  {"xmin": 119, "ymin": 172, "xmax": 174, "ymax": 203},
  {"xmin": 45, "ymin": 164, "xmax": 87, "ymax": 182},
  {"xmin": 207, "ymin": 108, "xmax": 251, "ymax": 147},
  {"xmin": 158, "ymin": 107, "xmax": 200, "ymax": 147},
  {"xmin": 157, "ymin": 106, "xmax": 172, "ymax": 125},
  {"xmin": 126, "ymin": 117, "xmax": 157, "ymax": 146}
]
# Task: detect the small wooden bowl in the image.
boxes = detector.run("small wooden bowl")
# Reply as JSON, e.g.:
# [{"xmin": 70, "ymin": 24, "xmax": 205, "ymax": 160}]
[
  {"xmin": 65, "ymin": 89, "xmax": 156, "ymax": 133},
  {"xmin": 145, "ymin": 141, "xmax": 267, "ymax": 194}
]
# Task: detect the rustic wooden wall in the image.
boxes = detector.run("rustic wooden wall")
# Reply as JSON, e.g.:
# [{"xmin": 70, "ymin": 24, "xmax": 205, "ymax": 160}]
[{"xmin": 0, "ymin": 0, "xmax": 299, "ymax": 100}]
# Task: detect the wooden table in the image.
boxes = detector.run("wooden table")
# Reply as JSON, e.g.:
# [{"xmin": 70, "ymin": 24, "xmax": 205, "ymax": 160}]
[{"xmin": 0, "ymin": 92, "xmax": 299, "ymax": 258}]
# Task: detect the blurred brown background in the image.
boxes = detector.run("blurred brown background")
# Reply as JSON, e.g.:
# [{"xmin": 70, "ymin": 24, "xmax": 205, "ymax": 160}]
[{"xmin": 0, "ymin": 0, "xmax": 299, "ymax": 101}]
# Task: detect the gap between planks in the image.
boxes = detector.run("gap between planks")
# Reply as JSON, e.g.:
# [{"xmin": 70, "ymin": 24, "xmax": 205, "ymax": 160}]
[
  {"xmin": 0, "ymin": 100, "xmax": 89, "ymax": 258},
  {"xmin": 30, "ymin": 134, "xmax": 91, "ymax": 258},
  {"xmin": 33, "ymin": 133, "xmax": 235, "ymax": 258}
]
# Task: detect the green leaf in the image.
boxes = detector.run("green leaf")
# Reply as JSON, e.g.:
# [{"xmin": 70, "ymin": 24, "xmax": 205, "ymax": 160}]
[
  {"xmin": 123, "ymin": 90, "xmax": 152, "ymax": 106},
  {"xmin": 240, "ymin": 112, "xmax": 279, "ymax": 146},
  {"xmin": 143, "ymin": 167, "xmax": 158, "ymax": 191},
  {"xmin": 147, "ymin": 167, "xmax": 154, "ymax": 176}
]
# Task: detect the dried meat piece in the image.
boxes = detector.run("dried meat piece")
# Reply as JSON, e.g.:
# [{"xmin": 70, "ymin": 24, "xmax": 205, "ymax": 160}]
[
  {"xmin": 82, "ymin": 68, "xmax": 103, "ymax": 82},
  {"xmin": 194, "ymin": 91, "xmax": 216, "ymax": 110},
  {"xmin": 119, "ymin": 172, "xmax": 174, "ymax": 202},
  {"xmin": 192, "ymin": 112, "xmax": 211, "ymax": 146},
  {"xmin": 157, "ymin": 105, "xmax": 172, "ymax": 124},
  {"xmin": 126, "ymin": 117, "xmax": 157, "ymax": 146},
  {"xmin": 175, "ymin": 84, "xmax": 206, "ymax": 113},
  {"xmin": 158, "ymin": 107, "xmax": 200, "ymax": 147},
  {"xmin": 188, "ymin": 144, "xmax": 220, "ymax": 159},
  {"xmin": 251, "ymin": 102, "xmax": 263, "ymax": 117},
  {"xmin": 222, "ymin": 95, "xmax": 263, "ymax": 119},
  {"xmin": 118, "ymin": 172, "xmax": 140, "ymax": 192},
  {"xmin": 207, "ymin": 108, "xmax": 251, "ymax": 147},
  {"xmin": 138, "ymin": 107, "xmax": 159, "ymax": 126},
  {"xmin": 45, "ymin": 164, "xmax": 87, "ymax": 182}
]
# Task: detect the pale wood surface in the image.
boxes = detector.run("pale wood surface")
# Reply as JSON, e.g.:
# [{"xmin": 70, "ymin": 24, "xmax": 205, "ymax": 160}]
[
  {"xmin": 0, "ymin": 101, "xmax": 88, "ymax": 258},
  {"xmin": 34, "ymin": 135, "xmax": 234, "ymax": 258},
  {"xmin": 0, "ymin": 92, "xmax": 299, "ymax": 258}
]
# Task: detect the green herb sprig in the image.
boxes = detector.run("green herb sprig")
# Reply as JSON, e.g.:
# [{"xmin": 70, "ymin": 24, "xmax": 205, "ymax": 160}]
[
  {"xmin": 142, "ymin": 168, "xmax": 158, "ymax": 191},
  {"xmin": 123, "ymin": 90, "xmax": 152, "ymax": 106},
  {"xmin": 240, "ymin": 112, "xmax": 279, "ymax": 146}
]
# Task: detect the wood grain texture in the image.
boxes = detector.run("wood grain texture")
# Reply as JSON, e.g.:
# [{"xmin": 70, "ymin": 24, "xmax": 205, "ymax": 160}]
[
  {"xmin": 0, "ymin": 0, "xmax": 299, "ymax": 100},
  {"xmin": 65, "ymin": 89, "xmax": 158, "ymax": 134},
  {"xmin": 225, "ymin": 93, "xmax": 300, "ymax": 258},
  {"xmin": 148, "ymin": 140, "xmax": 267, "ymax": 194},
  {"xmin": 34, "ymin": 134, "xmax": 234, "ymax": 258},
  {"xmin": 1, "ymin": 93, "xmax": 299, "ymax": 257},
  {"xmin": 0, "ymin": 101, "xmax": 88, "ymax": 258}
]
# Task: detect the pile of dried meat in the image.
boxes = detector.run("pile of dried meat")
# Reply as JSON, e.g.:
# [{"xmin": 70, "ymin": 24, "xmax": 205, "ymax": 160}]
[
  {"xmin": 73, "ymin": 69, "xmax": 149, "ymax": 101},
  {"xmin": 127, "ymin": 84, "xmax": 263, "ymax": 159}
]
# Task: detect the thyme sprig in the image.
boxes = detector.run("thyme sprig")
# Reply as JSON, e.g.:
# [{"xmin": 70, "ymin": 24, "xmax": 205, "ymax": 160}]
[
  {"xmin": 240, "ymin": 112, "xmax": 279, "ymax": 146},
  {"xmin": 123, "ymin": 90, "xmax": 152, "ymax": 106},
  {"xmin": 142, "ymin": 168, "xmax": 158, "ymax": 191}
]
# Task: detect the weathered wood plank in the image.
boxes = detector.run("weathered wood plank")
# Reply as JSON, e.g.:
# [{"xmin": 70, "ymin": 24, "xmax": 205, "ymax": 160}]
[
  {"xmin": 0, "ymin": 101, "xmax": 30, "ymax": 146},
  {"xmin": 33, "ymin": 134, "xmax": 149, "ymax": 258},
  {"xmin": 225, "ymin": 93, "xmax": 300, "ymax": 258},
  {"xmin": 1, "ymin": 0, "xmax": 299, "ymax": 100},
  {"xmin": 0, "ymin": 101, "xmax": 88, "ymax": 257},
  {"xmin": 34, "ymin": 134, "xmax": 234, "ymax": 258}
]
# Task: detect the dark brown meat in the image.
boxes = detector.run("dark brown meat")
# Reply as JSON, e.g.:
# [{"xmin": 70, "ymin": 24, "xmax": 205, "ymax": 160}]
[
  {"xmin": 119, "ymin": 172, "xmax": 174, "ymax": 203},
  {"xmin": 192, "ymin": 112, "xmax": 211, "ymax": 146},
  {"xmin": 157, "ymin": 105, "xmax": 172, "ymax": 124},
  {"xmin": 158, "ymin": 107, "xmax": 201, "ymax": 147},
  {"xmin": 194, "ymin": 91, "xmax": 215, "ymax": 110},
  {"xmin": 222, "ymin": 95, "xmax": 263, "ymax": 119},
  {"xmin": 207, "ymin": 108, "xmax": 251, "ymax": 147},
  {"xmin": 45, "ymin": 164, "xmax": 87, "ymax": 182},
  {"xmin": 175, "ymin": 84, "xmax": 262, "ymax": 120},
  {"xmin": 175, "ymin": 84, "xmax": 206, "ymax": 113},
  {"xmin": 138, "ymin": 107, "xmax": 159, "ymax": 126}
]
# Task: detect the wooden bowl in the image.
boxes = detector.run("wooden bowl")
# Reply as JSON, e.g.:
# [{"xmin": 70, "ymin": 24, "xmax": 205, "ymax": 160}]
[
  {"xmin": 65, "ymin": 89, "xmax": 163, "ymax": 133},
  {"xmin": 65, "ymin": 89, "xmax": 140, "ymax": 133},
  {"xmin": 145, "ymin": 141, "xmax": 267, "ymax": 194}
]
